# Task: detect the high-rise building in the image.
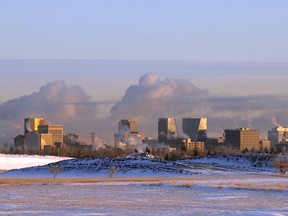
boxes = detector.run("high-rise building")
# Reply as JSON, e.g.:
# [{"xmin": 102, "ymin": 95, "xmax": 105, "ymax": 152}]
[
  {"xmin": 118, "ymin": 119, "xmax": 138, "ymax": 134},
  {"xmin": 182, "ymin": 118, "xmax": 207, "ymax": 141},
  {"xmin": 268, "ymin": 126, "xmax": 288, "ymax": 147},
  {"xmin": 24, "ymin": 118, "xmax": 46, "ymax": 134},
  {"xmin": 158, "ymin": 118, "xmax": 178, "ymax": 143},
  {"xmin": 25, "ymin": 133, "xmax": 53, "ymax": 150},
  {"xmin": 20, "ymin": 117, "xmax": 65, "ymax": 151},
  {"xmin": 224, "ymin": 128, "xmax": 260, "ymax": 151},
  {"xmin": 38, "ymin": 124, "xmax": 64, "ymax": 148}
]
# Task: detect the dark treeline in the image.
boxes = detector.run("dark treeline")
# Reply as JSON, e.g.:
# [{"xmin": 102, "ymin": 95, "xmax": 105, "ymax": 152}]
[{"xmin": 5, "ymin": 145, "xmax": 286, "ymax": 161}]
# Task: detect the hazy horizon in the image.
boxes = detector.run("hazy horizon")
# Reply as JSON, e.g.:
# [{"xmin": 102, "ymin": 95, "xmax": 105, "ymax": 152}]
[{"xmin": 1, "ymin": 59, "xmax": 288, "ymax": 102}]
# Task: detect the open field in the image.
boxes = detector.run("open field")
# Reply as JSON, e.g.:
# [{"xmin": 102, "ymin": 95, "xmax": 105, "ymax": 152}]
[
  {"xmin": 1, "ymin": 174, "xmax": 288, "ymax": 216},
  {"xmin": 1, "ymin": 154, "xmax": 288, "ymax": 215},
  {"xmin": 0, "ymin": 176, "xmax": 192, "ymax": 185},
  {"xmin": 1, "ymin": 174, "xmax": 288, "ymax": 191}
]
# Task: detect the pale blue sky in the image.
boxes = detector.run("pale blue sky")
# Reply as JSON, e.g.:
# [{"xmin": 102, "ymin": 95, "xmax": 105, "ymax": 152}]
[
  {"xmin": 1, "ymin": 0, "xmax": 288, "ymax": 61},
  {"xmin": 1, "ymin": 1, "xmax": 288, "ymax": 102}
]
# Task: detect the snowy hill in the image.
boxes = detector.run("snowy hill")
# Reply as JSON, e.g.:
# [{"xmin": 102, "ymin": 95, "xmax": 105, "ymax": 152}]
[
  {"xmin": 1, "ymin": 153, "xmax": 280, "ymax": 178},
  {"xmin": 182, "ymin": 153, "xmax": 277, "ymax": 172}
]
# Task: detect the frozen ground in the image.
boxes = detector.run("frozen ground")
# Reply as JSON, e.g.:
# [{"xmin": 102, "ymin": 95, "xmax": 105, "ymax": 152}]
[
  {"xmin": 0, "ymin": 154, "xmax": 288, "ymax": 215},
  {"xmin": 0, "ymin": 175, "xmax": 288, "ymax": 216},
  {"xmin": 0, "ymin": 154, "xmax": 72, "ymax": 170}
]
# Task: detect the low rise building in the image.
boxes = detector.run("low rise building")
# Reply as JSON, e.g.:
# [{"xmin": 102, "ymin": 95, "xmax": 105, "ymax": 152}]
[
  {"xmin": 184, "ymin": 138, "xmax": 205, "ymax": 153},
  {"xmin": 259, "ymin": 140, "xmax": 271, "ymax": 150},
  {"xmin": 224, "ymin": 128, "xmax": 260, "ymax": 151}
]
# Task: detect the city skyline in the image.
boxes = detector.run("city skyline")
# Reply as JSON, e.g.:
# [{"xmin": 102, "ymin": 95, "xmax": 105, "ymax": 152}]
[{"xmin": 11, "ymin": 115, "xmax": 288, "ymax": 153}]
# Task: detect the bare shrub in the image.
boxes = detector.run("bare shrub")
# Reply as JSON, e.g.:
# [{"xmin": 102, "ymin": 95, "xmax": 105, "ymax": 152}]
[
  {"xmin": 168, "ymin": 151, "xmax": 182, "ymax": 161},
  {"xmin": 108, "ymin": 166, "xmax": 118, "ymax": 178},
  {"xmin": 183, "ymin": 182, "xmax": 194, "ymax": 188},
  {"xmin": 274, "ymin": 158, "xmax": 288, "ymax": 174},
  {"xmin": 49, "ymin": 163, "xmax": 64, "ymax": 178}
]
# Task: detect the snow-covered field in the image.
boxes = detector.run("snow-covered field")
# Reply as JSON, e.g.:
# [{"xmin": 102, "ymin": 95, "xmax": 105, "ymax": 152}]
[
  {"xmin": 0, "ymin": 175, "xmax": 288, "ymax": 215},
  {"xmin": 0, "ymin": 154, "xmax": 71, "ymax": 170},
  {"xmin": 1, "ymin": 154, "xmax": 288, "ymax": 215}
]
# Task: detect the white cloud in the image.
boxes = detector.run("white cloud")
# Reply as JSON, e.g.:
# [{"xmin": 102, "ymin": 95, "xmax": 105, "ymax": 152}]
[{"xmin": 139, "ymin": 73, "xmax": 160, "ymax": 86}]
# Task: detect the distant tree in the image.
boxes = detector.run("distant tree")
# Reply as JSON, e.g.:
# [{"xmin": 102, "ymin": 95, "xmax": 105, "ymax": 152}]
[
  {"xmin": 145, "ymin": 146, "xmax": 150, "ymax": 154},
  {"xmin": 206, "ymin": 149, "xmax": 211, "ymax": 156},
  {"xmin": 270, "ymin": 147, "xmax": 275, "ymax": 154},
  {"xmin": 168, "ymin": 151, "xmax": 182, "ymax": 161},
  {"xmin": 241, "ymin": 148, "xmax": 249, "ymax": 153},
  {"xmin": 276, "ymin": 146, "xmax": 283, "ymax": 154},
  {"xmin": 181, "ymin": 145, "xmax": 186, "ymax": 152},
  {"xmin": 49, "ymin": 163, "xmax": 64, "ymax": 178},
  {"xmin": 193, "ymin": 149, "xmax": 199, "ymax": 157}
]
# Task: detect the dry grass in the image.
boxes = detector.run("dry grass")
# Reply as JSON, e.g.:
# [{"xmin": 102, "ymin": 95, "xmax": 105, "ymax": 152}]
[
  {"xmin": 0, "ymin": 176, "xmax": 195, "ymax": 185},
  {"xmin": 148, "ymin": 181, "xmax": 164, "ymax": 187},
  {"xmin": 1, "ymin": 175, "xmax": 287, "ymax": 193},
  {"xmin": 183, "ymin": 182, "xmax": 194, "ymax": 188},
  {"xmin": 210, "ymin": 182, "xmax": 288, "ymax": 192},
  {"xmin": 216, "ymin": 184, "xmax": 224, "ymax": 189}
]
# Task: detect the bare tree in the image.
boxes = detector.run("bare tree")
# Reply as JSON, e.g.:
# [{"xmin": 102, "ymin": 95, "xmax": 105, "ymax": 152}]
[
  {"xmin": 49, "ymin": 163, "xmax": 64, "ymax": 178},
  {"xmin": 274, "ymin": 158, "xmax": 288, "ymax": 175},
  {"xmin": 108, "ymin": 165, "xmax": 118, "ymax": 178}
]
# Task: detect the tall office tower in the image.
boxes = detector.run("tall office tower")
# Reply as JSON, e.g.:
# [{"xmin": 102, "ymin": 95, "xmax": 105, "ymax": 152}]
[
  {"xmin": 24, "ymin": 118, "xmax": 46, "ymax": 134},
  {"xmin": 158, "ymin": 118, "xmax": 178, "ymax": 143},
  {"xmin": 268, "ymin": 126, "xmax": 288, "ymax": 146},
  {"xmin": 25, "ymin": 133, "xmax": 53, "ymax": 150},
  {"xmin": 224, "ymin": 128, "xmax": 260, "ymax": 151},
  {"xmin": 182, "ymin": 118, "xmax": 207, "ymax": 141},
  {"xmin": 38, "ymin": 124, "xmax": 64, "ymax": 147},
  {"xmin": 118, "ymin": 119, "xmax": 138, "ymax": 134}
]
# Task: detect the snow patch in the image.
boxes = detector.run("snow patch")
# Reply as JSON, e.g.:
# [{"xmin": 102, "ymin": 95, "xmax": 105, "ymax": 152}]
[{"xmin": 0, "ymin": 154, "xmax": 72, "ymax": 170}]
